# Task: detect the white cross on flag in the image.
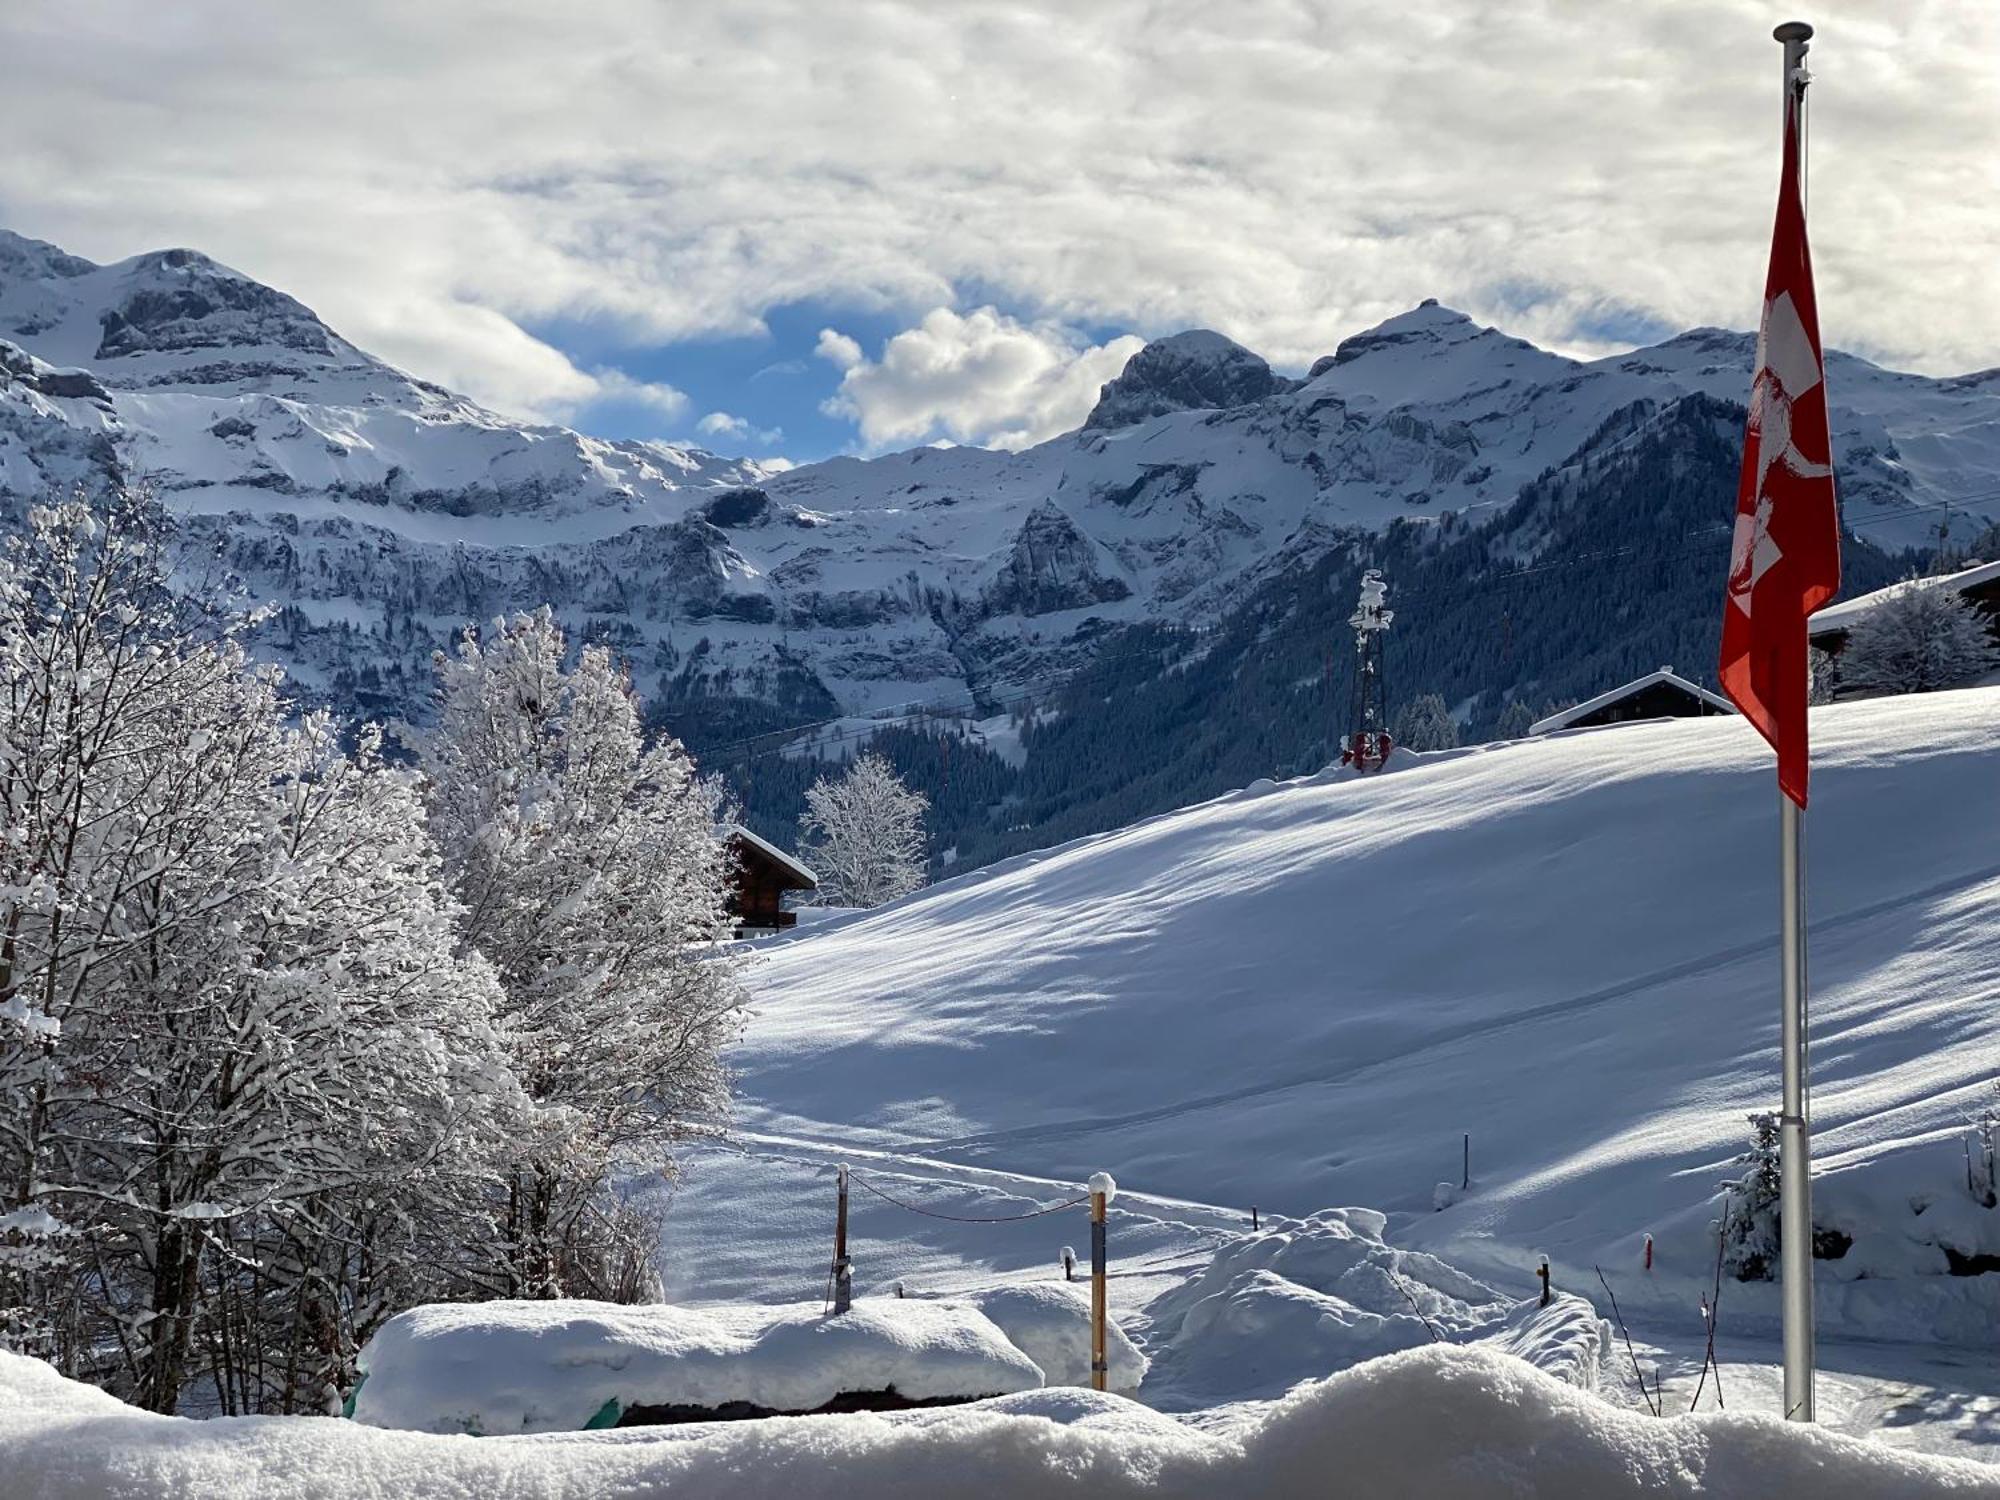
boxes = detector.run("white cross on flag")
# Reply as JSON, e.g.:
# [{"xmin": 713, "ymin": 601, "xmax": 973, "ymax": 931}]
[{"xmin": 1718, "ymin": 82, "xmax": 1842, "ymax": 807}]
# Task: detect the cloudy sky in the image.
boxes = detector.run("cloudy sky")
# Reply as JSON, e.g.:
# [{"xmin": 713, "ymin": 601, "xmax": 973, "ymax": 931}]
[{"xmin": 3, "ymin": 1, "xmax": 1996, "ymax": 462}]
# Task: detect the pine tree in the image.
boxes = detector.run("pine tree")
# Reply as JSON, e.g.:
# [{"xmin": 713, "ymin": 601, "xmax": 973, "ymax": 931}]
[
  {"xmin": 1496, "ymin": 700, "xmax": 1536, "ymax": 739},
  {"xmin": 1838, "ymin": 580, "xmax": 2000, "ymax": 696},
  {"xmin": 1719, "ymin": 1111, "xmax": 1783, "ymax": 1281},
  {"xmin": 798, "ymin": 752, "xmax": 930, "ymax": 907},
  {"xmin": 421, "ymin": 608, "xmax": 745, "ymax": 1298},
  {"xmin": 1391, "ymin": 693, "xmax": 1461, "ymax": 751}
]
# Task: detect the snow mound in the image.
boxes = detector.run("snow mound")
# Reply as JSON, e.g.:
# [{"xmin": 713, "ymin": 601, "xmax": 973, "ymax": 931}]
[
  {"xmin": 955, "ymin": 1283, "xmax": 1149, "ymax": 1392},
  {"xmin": 1474, "ymin": 1294, "xmax": 1610, "ymax": 1392},
  {"xmin": 6, "ymin": 1344, "xmax": 1996, "ymax": 1498},
  {"xmin": 1143, "ymin": 1208, "xmax": 1517, "ymax": 1401},
  {"xmin": 351, "ymin": 1297, "xmax": 1042, "ymax": 1434}
]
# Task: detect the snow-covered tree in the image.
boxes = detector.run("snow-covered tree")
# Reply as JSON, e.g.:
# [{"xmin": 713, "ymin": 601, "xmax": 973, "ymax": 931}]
[
  {"xmin": 0, "ymin": 495, "xmax": 515, "ymax": 1414},
  {"xmin": 1838, "ymin": 580, "xmax": 2000, "ymax": 696},
  {"xmin": 1495, "ymin": 700, "xmax": 1536, "ymax": 739},
  {"xmin": 1969, "ymin": 1082, "xmax": 1998, "ymax": 1211},
  {"xmin": 797, "ymin": 752, "xmax": 929, "ymax": 908},
  {"xmin": 1719, "ymin": 1111, "xmax": 1782, "ymax": 1281},
  {"xmin": 1391, "ymin": 693, "xmax": 1460, "ymax": 751},
  {"xmin": 421, "ymin": 609, "xmax": 744, "ymax": 1298}
]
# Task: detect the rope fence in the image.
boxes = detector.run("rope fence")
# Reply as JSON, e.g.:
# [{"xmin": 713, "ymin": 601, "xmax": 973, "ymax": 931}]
[{"xmin": 848, "ymin": 1171, "xmax": 1089, "ymax": 1223}]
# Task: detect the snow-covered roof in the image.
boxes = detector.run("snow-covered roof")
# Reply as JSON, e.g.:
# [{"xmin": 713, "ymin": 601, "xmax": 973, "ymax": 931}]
[
  {"xmin": 1527, "ymin": 668, "xmax": 1735, "ymax": 736},
  {"xmin": 716, "ymin": 822, "xmax": 818, "ymax": 887},
  {"xmin": 1809, "ymin": 558, "xmax": 2000, "ymax": 637}
]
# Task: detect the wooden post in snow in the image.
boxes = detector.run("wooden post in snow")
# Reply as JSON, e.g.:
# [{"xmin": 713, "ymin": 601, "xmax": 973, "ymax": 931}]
[
  {"xmin": 1088, "ymin": 1171, "xmax": 1116, "ymax": 1392},
  {"xmin": 833, "ymin": 1164, "xmax": 852, "ymax": 1316}
]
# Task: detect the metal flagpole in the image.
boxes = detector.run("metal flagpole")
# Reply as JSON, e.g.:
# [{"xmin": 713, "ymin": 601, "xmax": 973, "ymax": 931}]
[{"xmin": 1774, "ymin": 18, "xmax": 1817, "ymax": 1424}]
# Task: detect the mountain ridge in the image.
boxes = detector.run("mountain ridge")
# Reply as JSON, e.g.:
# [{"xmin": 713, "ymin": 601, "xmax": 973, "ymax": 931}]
[{"xmin": 0, "ymin": 226, "xmax": 1989, "ymax": 867}]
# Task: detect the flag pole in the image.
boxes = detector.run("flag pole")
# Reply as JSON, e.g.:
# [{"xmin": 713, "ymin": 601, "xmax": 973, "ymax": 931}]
[{"xmin": 1773, "ymin": 17, "xmax": 1817, "ymax": 1425}]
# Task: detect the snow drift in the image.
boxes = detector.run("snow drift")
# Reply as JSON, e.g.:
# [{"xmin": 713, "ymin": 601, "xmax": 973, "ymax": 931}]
[
  {"xmin": 351, "ymin": 1298, "xmax": 1041, "ymax": 1434},
  {"xmin": 6, "ymin": 1344, "xmax": 1996, "ymax": 1499},
  {"xmin": 954, "ymin": 1282, "xmax": 1150, "ymax": 1393},
  {"xmin": 1140, "ymin": 1207, "xmax": 1593, "ymax": 1404}
]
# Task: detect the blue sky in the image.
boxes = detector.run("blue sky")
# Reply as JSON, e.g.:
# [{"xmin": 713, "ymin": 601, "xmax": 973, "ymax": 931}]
[
  {"xmin": 537, "ymin": 296, "xmax": 1156, "ymax": 463},
  {"xmin": 529, "ymin": 299, "xmax": 907, "ymax": 461}
]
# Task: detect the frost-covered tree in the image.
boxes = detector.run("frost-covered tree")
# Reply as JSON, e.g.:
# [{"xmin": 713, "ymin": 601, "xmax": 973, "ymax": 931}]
[
  {"xmin": 1391, "ymin": 693, "xmax": 1461, "ymax": 751},
  {"xmin": 0, "ymin": 496, "xmax": 513, "ymax": 1414},
  {"xmin": 422, "ymin": 609, "xmax": 744, "ymax": 1298},
  {"xmin": 1838, "ymin": 580, "xmax": 2000, "ymax": 696},
  {"xmin": 1969, "ymin": 1082, "xmax": 1998, "ymax": 1211},
  {"xmin": 797, "ymin": 752, "xmax": 930, "ymax": 908},
  {"xmin": 1719, "ymin": 1111, "xmax": 1782, "ymax": 1281},
  {"xmin": 1495, "ymin": 699, "xmax": 1536, "ymax": 739},
  {"xmin": 1807, "ymin": 644, "xmax": 1838, "ymax": 706}
]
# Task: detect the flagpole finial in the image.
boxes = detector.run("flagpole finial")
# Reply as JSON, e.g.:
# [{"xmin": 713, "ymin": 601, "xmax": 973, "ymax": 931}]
[{"xmin": 1774, "ymin": 21, "xmax": 1814, "ymax": 43}]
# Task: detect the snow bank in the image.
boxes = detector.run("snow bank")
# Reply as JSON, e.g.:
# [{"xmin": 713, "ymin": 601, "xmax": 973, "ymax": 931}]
[
  {"xmin": 7, "ymin": 1344, "xmax": 1997, "ymax": 1499},
  {"xmin": 954, "ymin": 1283, "xmax": 1149, "ymax": 1392},
  {"xmin": 1474, "ymin": 1294, "xmax": 1609, "ymax": 1392},
  {"xmin": 351, "ymin": 1297, "xmax": 1041, "ymax": 1434},
  {"xmin": 1143, "ymin": 1207, "xmax": 1517, "ymax": 1401}
]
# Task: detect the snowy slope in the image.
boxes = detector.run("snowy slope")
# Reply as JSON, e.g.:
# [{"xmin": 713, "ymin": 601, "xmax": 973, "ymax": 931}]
[
  {"xmin": 720, "ymin": 690, "xmax": 2000, "ymax": 1328},
  {"xmin": 4, "ymin": 226, "xmax": 1999, "ymax": 736}
]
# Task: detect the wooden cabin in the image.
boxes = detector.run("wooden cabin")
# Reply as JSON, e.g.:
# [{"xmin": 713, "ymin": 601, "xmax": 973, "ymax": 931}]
[
  {"xmin": 717, "ymin": 824, "xmax": 817, "ymax": 937},
  {"xmin": 1528, "ymin": 668, "xmax": 1736, "ymax": 736}
]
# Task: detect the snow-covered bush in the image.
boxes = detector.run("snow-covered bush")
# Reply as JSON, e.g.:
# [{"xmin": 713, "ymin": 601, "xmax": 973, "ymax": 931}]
[
  {"xmin": 1719, "ymin": 1112, "xmax": 1782, "ymax": 1281},
  {"xmin": 0, "ymin": 494, "xmax": 515, "ymax": 1414},
  {"xmin": 421, "ymin": 609, "xmax": 745, "ymax": 1299},
  {"xmin": 797, "ymin": 751, "xmax": 930, "ymax": 908},
  {"xmin": 1391, "ymin": 693, "xmax": 1460, "ymax": 751},
  {"xmin": 1837, "ymin": 579, "xmax": 2000, "ymax": 696}
]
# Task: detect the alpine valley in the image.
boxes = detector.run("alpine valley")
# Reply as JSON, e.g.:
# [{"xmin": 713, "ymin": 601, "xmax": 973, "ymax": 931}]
[{"xmin": 3, "ymin": 226, "xmax": 1997, "ymax": 868}]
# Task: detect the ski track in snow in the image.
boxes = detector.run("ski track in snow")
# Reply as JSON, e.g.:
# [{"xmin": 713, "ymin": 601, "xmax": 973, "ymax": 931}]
[{"xmin": 886, "ymin": 857, "xmax": 2000, "ymax": 1161}]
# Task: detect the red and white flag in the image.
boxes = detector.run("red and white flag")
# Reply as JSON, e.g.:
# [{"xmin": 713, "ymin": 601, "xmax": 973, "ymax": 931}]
[{"xmin": 1719, "ymin": 83, "xmax": 1842, "ymax": 807}]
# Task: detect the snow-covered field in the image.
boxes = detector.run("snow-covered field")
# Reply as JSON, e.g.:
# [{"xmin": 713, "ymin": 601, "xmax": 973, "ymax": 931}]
[{"xmin": 648, "ymin": 688, "xmax": 2000, "ymax": 1457}]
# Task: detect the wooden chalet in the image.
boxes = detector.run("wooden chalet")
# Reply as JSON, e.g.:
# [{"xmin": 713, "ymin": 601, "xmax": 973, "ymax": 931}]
[
  {"xmin": 1529, "ymin": 667, "xmax": 1736, "ymax": 736},
  {"xmin": 717, "ymin": 823, "xmax": 817, "ymax": 937}
]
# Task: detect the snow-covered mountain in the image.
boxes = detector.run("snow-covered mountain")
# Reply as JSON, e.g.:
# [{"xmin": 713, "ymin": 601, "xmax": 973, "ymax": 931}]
[{"xmin": 2, "ymin": 226, "xmax": 1997, "ymax": 784}]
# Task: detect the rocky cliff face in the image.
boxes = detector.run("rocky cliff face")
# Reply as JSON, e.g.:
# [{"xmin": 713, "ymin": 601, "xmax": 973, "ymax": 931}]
[
  {"xmin": 0, "ymin": 226, "xmax": 1995, "ymax": 767},
  {"xmin": 1083, "ymin": 329, "xmax": 1296, "ymax": 431}
]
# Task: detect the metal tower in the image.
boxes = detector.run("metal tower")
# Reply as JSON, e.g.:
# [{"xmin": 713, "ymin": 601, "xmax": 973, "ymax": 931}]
[{"xmin": 1341, "ymin": 569, "xmax": 1393, "ymax": 771}]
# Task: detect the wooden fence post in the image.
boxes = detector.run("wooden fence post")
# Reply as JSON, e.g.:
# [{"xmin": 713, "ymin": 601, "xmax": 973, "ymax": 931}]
[
  {"xmin": 833, "ymin": 1164, "xmax": 852, "ymax": 1316},
  {"xmin": 1088, "ymin": 1171, "xmax": 1116, "ymax": 1392}
]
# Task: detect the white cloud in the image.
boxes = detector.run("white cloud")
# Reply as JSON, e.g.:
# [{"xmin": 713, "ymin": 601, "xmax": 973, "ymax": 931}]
[
  {"xmin": 584, "ymin": 369, "xmax": 688, "ymax": 419},
  {"xmin": 823, "ymin": 308, "xmax": 1143, "ymax": 451},
  {"xmin": 1, "ymin": 0, "xmax": 1996, "ymax": 433},
  {"xmin": 696, "ymin": 409, "xmax": 783, "ymax": 447},
  {"xmin": 814, "ymin": 329, "xmax": 864, "ymax": 372}
]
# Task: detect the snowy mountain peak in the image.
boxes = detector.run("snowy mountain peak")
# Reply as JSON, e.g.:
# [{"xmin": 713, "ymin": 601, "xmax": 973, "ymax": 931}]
[
  {"xmin": 1302, "ymin": 302, "xmax": 1579, "ymax": 413},
  {"xmin": 1083, "ymin": 328, "xmax": 1295, "ymax": 431}
]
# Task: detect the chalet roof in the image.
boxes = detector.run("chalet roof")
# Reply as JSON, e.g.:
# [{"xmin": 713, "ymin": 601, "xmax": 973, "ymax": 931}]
[
  {"xmin": 716, "ymin": 823, "xmax": 818, "ymax": 888},
  {"xmin": 1809, "ymin": 558, "xmax": 2000, "ymax": 639},
  {"xmin": 1528, "ymin": 668, "xmax": 1736, "ymax": 737}
]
